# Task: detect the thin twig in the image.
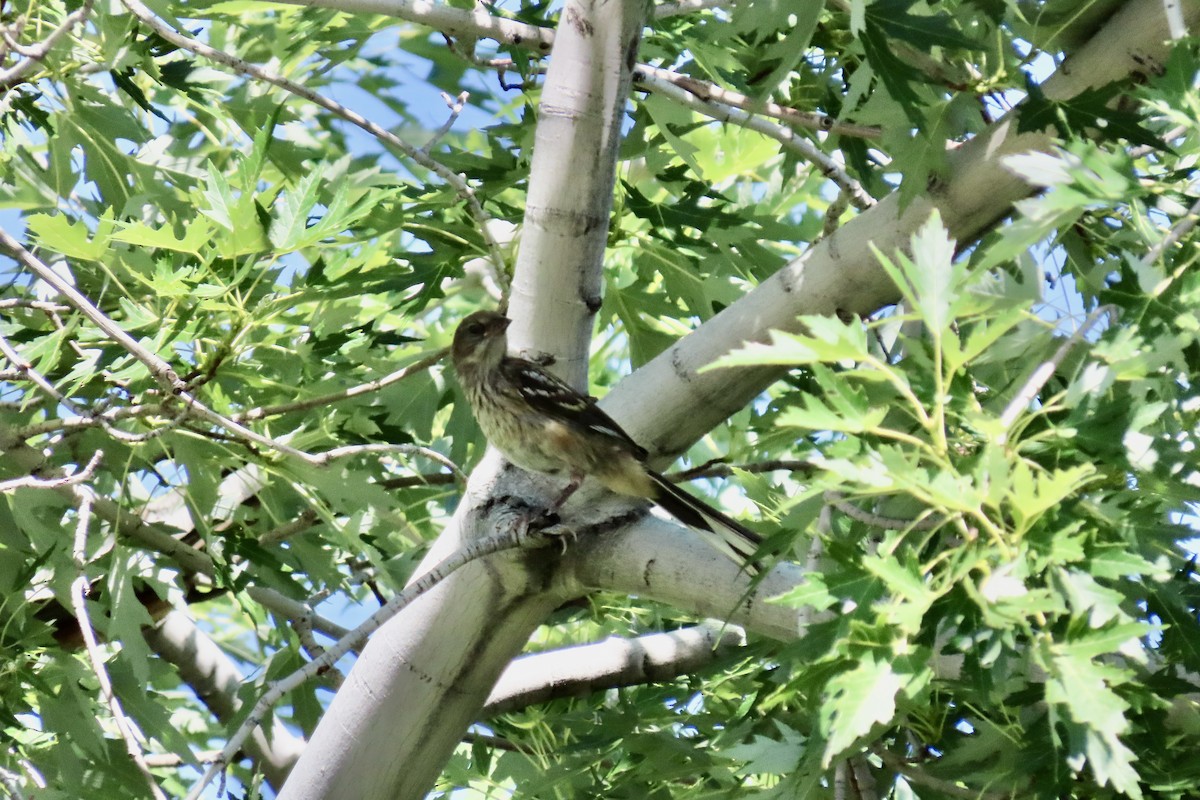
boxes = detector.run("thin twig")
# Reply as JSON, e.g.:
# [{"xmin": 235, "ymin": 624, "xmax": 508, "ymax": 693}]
[
  {"xmin": 185, "ymin": 521, "xmax": 562, "ymax": 800},
  {"xmin": 421, "ymin": 91, "xmax": 470, "ymax": 155},
  {"xmin": 824, "ymin": 490, "xmax": 945, "ymax": 532},
  {"xmin": 271, "ymin": 0, "xmax": 554, "ymax": 52},
  {"xmin": 70, "ymin": 494, "xmax": 168, "ymax": 800},
  {"xmin": 1141, "ymin": 192, "xmax": 1200, "ymax": 271},
  {"xmin": 11, "ymin": 404, "xmax": 166, "ymax": 441},
  {"xmin": 636, "ymin": 64, "xmax": 882, "ymax": 140},
  {"xmin": 0, "ymin": 230, "xmax": 183, "ymax": 392},
  {"xmin": 0, "ymin": 0, "xmax": 96, "ymax": 87},
  {"xmin": 0, "ymin": 298, "xmax": 71, "ymax": 312},
  {"xmin": 378, "ymin": 471, "xmax": 457, "ymax": 489},
  {"xmin": 997, "ymin": 305, "xmax": 1117, "ymax": 442},
  {"xmin": 235, "ymin": 347, "xmax": 447, "ymax": 421},
  {"xmin": 0, "ymin": 327, "xmax": 176, "ymax": 444},
  {"xmin": 0, "ymin": 763, "xmax": 28, "ymax": 800},
  {"xmin": 0, "ymin": 450, "xmax": 102, "ymax": 493},
  {"xmin": 311, "ymin": 442, "xmax": 464, "ymax": 480},
  {"xmin": 632, "ymin": 68, "xmax": 876, "ymax": 209},
  {"xmin": 119, "ymin": 0, "xmax": 509, "ymax": 293},
  {"xmin": 667, "ymin": 458, "xmax": 816, "ymax": 482},
  {"xmin": 142, "ymin": 750, "xmax": 226, "ymax": 768},
  {"xmin": 246, "ymin": 585, "xmax": 353, "ymax": 642},
  {"xmin": 0, "ymin": 229, "xmax": 455, "ymax": 467},
  {"xmin": 256, "ymin": 509, "xmax": 321, "ymax": 545}
]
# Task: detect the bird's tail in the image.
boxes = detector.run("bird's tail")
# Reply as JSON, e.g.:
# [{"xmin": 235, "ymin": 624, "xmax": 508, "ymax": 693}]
[{"xmin": 648, "ymin": 471, "xmax": 764, "ymax": 575}]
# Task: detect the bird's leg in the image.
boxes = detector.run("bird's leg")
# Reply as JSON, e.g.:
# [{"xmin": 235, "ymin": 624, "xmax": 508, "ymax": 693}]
[{"xmin": 551, "ymin": 472, "xmax": 584, "ymax": 510}]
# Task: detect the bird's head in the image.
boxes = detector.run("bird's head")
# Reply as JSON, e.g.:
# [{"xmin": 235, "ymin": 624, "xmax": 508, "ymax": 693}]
[{"xmin": 452, "ymin": 310, "xmax": 511, "ymax": 370}]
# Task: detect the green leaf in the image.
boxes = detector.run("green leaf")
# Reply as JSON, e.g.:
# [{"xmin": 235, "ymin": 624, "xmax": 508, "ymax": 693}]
[
  {"xmin": 111, "ymin": 219, "xmax": 213, "ymax": 256},
  {"xmin": 819, "ymin": 655, "xmax": 905, "ymax": 765},
  {"xmin": 864, "ymin": 0, "xmax": 983, "ymax": 51},
  {"xmin": 25, "ymin": 213, "xmax": 112, "ymax": 261},
  {"xmin": 1018, "ymin": 75, "xmax": 1168, "ymax": 150},
  {"xmin": 269, "ymin": 166, "xmax": 325, "ymax": 250},
  {"xmin": 709, "ymin": 317, "xmax": 870, "ymax": 369}
]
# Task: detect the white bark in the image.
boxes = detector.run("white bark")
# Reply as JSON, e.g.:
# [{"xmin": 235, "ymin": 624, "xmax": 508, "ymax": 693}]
[
  {"xmin": 278, "ymin": 0, "xmax": 647, "ymax": 795},
  {"xmin": 505, "ymin": 0, "xmax": 645, "ymax": 384},
  {"xmin": 144, "ymin": 612, "xmax": 305, "ymax": 790},
  {"xmin": 484, "ymin": 622, "xmax": 747, "ymax": 713}
]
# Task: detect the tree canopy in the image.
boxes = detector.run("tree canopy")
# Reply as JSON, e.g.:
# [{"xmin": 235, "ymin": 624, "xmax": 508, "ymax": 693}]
[{"xmin": 2, "ymin": 0, "xmax": 1200, "ymax": 798}]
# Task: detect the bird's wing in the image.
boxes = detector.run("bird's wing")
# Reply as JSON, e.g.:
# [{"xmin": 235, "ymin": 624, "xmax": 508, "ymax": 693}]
[{"xmin": 503, "ymin": 357, "xmax": 648, "ymax": 458}]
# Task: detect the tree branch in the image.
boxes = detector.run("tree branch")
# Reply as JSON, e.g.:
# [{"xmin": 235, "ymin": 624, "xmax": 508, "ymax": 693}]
[
  {"xmin": 70, "ymin": 494, "xmax": 168, "ymax": 800},
  {"xmin": 484, "ymin": 622, "xmax": 747, "ymax": 714},
  {"xmin": 234, "ymin": 347, "xmax": 447, "ymax": 421},
  {"xmin": 187, "ymin": 519, "xmax": 564, "ymax": 800},
  {"xmin": 0, "ymin": 0, "xmax": 95, "ymax": 87}
]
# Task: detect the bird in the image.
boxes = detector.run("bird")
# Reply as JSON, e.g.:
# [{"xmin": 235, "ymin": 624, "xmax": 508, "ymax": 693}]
[{"xmin": 451, "ymin": 309, "xmax": 763, "ymax": 573}]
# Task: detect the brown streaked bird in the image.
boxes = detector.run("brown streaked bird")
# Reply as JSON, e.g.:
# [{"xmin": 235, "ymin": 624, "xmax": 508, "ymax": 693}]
[{"xmin": 452, "ymin": 310, "xmax": 762, "ymax": 573}]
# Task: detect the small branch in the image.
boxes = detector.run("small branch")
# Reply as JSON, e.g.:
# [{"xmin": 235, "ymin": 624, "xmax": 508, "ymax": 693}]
[
  {"xmin": 235, "ymin": 347, "xmax": 447, "ymax": 421},
  {"xmin": 377, "ymin": 471, "xmax": 456, "ymax": 489},
  {"xmin": 119, "ymin": 0, "xmax": 509, "ymax": 290},
  {"xmin": 667, "ymin": 458, "xmax": 816, "ymax": 482},
  {"xmin": 483, "ymin": 622, "xmax": 747, "ymax": 714},
  {"xmin": 0, "ymin": 0, "xmax": 96, "ymax": 87},
  {"xmin": 0, "ymin": 327, "xmax": 180, "ymax": 444},
  {"xmin": 824, "ymin": 490, "xmax": 945, "ymax": 532},
  {"xmin": 0, "ymin": 764, "xmax": 29, "ymax": 800},
  {"xmin": 70, "ymin": 495, "xmax": 168, "ymax": 800},
  {"xmin": 636, "ymin": 65, "xmax": 882, "ymax": 140},
  {"xmin": 1, "ymin": 224, "xmax": 456, "ymax": 468},
  {"xmin": 142, "ymin": 750, "xmax": 226, "ymax": 768},
  {"xmin": 185, "ymin": 521, "xmax": 563, "ymax": 800},
  {"xmin": 0, "ymin": 450, "xmax": 102, "ymax": 493},
  {"xmin": 10, "ymin": 403, "xmax": 163, "ymax": 441},
  {"xmin": 270, "ymin": 0, "xmax": 554, "ymax": 52},
  {"xmin": 1141, "ymin": 192, "xmax": 1200, "ymax": 272},
  {"xmin": 632, "ymin": 68, "xmax": 875, "ymax": 209},
  {"xmin": 0, "ymin": 298, "xmax": 71, "ymax": 312},
  {"xmin": 0, "ymin": 228, "xmax": 183, "ymax": 393},
  {"xmin": 245, "ymin": 585, "xmax": 353, "ymax": 642},
  {"xmin": 421, "ymin": 91, "xmax": 470, "ymax": 155},
  {"xmin": 311, "ymin": 442, "xmax": 463, "ymax": 480},
  {"xmin": 257, "ymin": 509, "xmax": 321, "ymax": 545},
  {"xmin": 997, "ymin": 305, "xmax": 1117, "ymax": 442}
]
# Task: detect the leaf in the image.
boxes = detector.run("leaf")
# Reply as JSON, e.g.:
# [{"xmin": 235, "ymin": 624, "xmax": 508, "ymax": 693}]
[
  {"xmin": 1045, "ymin": 647, "xmax": 1142, "ymax": 796},
  {"xmin": 724, "ymin": 726, "xmax": 806, "ymax": 774},
  {"xmin": 864, "ymin": 0, "xmax": 984, "ymax": 51},
  {"xmin": 25, "ymin": 213, "xmax": 112, "ymax": 261},
  {"xmin": 269, "ymin": 166, "xmax": 325, "ymax": 250},
  {"xmin": 1017, "ymin": 75, "xmax": 1168, "ymax": 150},
  {"xmin": 111, "ymin": 218, "xmax": 213, "ymax": 256},
  {"xmin": 819, "ymin": 655, "xmax": 905, "ymax": 765},
  {"xmin": 904, "ymin": 211, "xmax": 957, "ymax": 334},
  {"xmin": 709, "ymin": 317, "xmax": 870, "ymax": 369}
]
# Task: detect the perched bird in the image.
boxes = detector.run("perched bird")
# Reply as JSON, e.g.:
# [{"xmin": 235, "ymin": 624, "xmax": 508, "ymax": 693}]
[{"xmin": 452, "ymin": 310, "xmax": 762, "ymax": 572}]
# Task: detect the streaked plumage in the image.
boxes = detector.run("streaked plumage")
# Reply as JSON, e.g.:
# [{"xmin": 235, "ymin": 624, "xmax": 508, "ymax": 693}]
[{"xmin": 452, "ymin": 310, "xmax": 762, "ymax": 573}]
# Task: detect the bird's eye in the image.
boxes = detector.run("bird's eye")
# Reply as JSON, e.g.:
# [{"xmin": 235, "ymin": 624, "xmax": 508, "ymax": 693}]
[{"xmin": 464, "ymin": 321, "xmax": 484, "ymax": 336}]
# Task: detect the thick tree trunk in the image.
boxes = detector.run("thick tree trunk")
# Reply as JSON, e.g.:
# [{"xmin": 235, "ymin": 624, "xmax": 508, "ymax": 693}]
[{"xmin": 277, "ymin": 0, "xmax": 647, "ymax": 796}]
